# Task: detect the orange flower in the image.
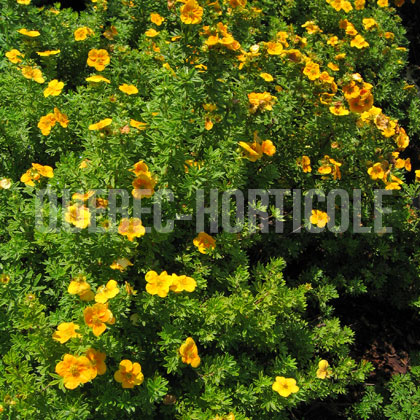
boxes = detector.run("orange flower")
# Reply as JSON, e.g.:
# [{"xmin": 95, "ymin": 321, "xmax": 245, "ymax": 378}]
[
  {"xmin": 87, "ymin": 49, "xmax": 110, "ymax": 71},
  {"xmin": 54, "ymin": 107, "xmax": 69, "ymax": 128},
  {"xmin": 132, "ymin": 173, "xmax": 156, "ymax": 198},
  {"xmin": 114, "ymin": 360, "xmax": 144, "ymax": 388},
  {"xmin": 193, "ymin": 232, "xmax": 216, "ymax": 254},
  {"xmin": 151, "ymin": 12, "xmax": 165, "ymax": 26},
  {"xmin": 180, "ymin": 0, "xmax": 203, "ymax": 24},
  {"xmin": 298, "ymin": 156, "xmax": 312, "ymax": 173},
  {"xmin": 179, "ymin": 337, "xmax": 201, "ymax": 367},
  {"xmin": 86, "ymin": 348, "xmax": 107, "ymax": 377},
  {"xmin": 303, "ymin": 61, "xmax": 320, "ymax": 81},
  {"xmin": 52, "ymin": 322, "xmax": 81, "ymax": 344},
  {"xmin": 118, "ymin": 218, "xmax": 146, "ymax": 241},
  {"xmin": 145, "ymin": 270, "xmax": 173, "ymax": 297},
  {"xmin": 55, "ymin": 354, "xmax": 95, "ymax": 389},
  {"xmin": 83, "ymin": 303, "xmax": 115, "ymax": 337},
  {"xmin": 38, "ymin": 113, "xmax": 56, "ymax": 135},
  {"xmin": 248, "ymin": 92, "xmax": 276, "ymax": 113},
  {"xmin": 74, "ymin": 27, "xmax": 94, "ymax": 41}
]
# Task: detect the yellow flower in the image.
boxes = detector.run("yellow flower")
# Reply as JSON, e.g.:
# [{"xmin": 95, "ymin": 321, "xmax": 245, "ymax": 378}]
[
  {"xmin": 52, "ymin": 322, "xmax": 81, "ymax": 344},
  {"xmin": 74, "ymin": 27, "xmax": 94, "ymax": 41},
  {"xmin": 20, "ymin": 164, "xmax": 53, "ymax": 186},
  {"xmin": 377, "ymin": 0, "xmax": 389, "ymax": 6},
  {"xmin": 68, "ymin": 275, "xmax": 94, "ymax": 301},
  {"xmin": 110, "ymin": 258, "xmax": 133, "ymax": 271},
  {"xmin": 0, "ymin": 274, "xmax": 10, "ymax": 284},
  {"xmin": 65, "ymin": 205, "xmax": 91, "ymax": 229},
  {"xmin": 266, "ymin": 42, "xmax": 283, "ymax": 55},
  {"xmin": 310, "ymin": 210, "xmax": 330, "ymax": 228},
  {"xmin": 145, "ymin": 270, "xmax": 173, "ymax": 297},
  {"xmin": 118, "ymin": 218, "xmax": 146, "ymax": 241},
  {"xmin": 103, "ymin": 25, "xmax": 118, "ymax": 40},
  {"xmin": 328, "ymin": 62, "xmax": 339, "ymax": 72},
  {"xmin": 272, "ymin": 377, "xmax": 299, "ymax": 397},
  {"xmin": 21, "ymin": 66, "xmax": 44, "ymax": 83},
  {"xmin": 395, "ymin": 127, "xmax": 409, "ymax": 150},
  {"xmin": 363, "ymin": 18, "xmax": 378, "ymax": 31},
  {"xmin": 119, "ymin": 83, "xmax": 138, "ymax": 95},
  {"xmin": 55, "ymin": 354, "xmax": 95, "ymax": 389},
  {"xmin": 131, "ymin": 160, "xmax": 151, "ymax": 176},
  {"xmin": 316, "ymin": 360, "xmax": 332, "ymax": 379},
  {"xmin": 87, "ymin": 49, "xmax": 110, "ymax": 71},
  {"xmin": 193, "ymin": 232, "xmax": 216, "ymax": 254},
  {"xmin": 43, "ymin": 79, "xmax": 64, "ymax": 97},
  {"xmin": 239, "ymin": 141, "xmax": 263, "ymax": 162},
  {"xmin": 170, "ymin": 274, "xmax": 197, "ymax": 293},
  {"xmin": 86, "ymin": 74, "xmax": 111, "ymax": 83},
  {"xmin": 301, "ymin": 21, "xmax": 322, "ymax": 34},
  {"xmin": 298, "ymin": 156, "xmax": 312, "ymax": 173},
  {"xmin": 18, "ymin": 28, "xmax": 40, "ymax": 37},
  {"xmin": 367, "ymin": 163, "xmax": 386, "ymax": 180},
  {"xmin": 260, "ymin": 72, "xmax": 274, "ymax": 82},
  {"xmin": 350, "ymin": 35, "xmax": 369, "ymax": 49},
  {"xmin": 95, "ymin": 280, "xmax": 120, "ymax": 303},
  {"xmin": 84, "ymin": 303, "xmax": 115, "ymax": 336},
  {"xmin": 114, "ymin": 360, "xmax": 144, "ymax": 388},
  {"xmin": 303, "ymin": 61, "xmax": 321, "ymax": 81},
  {"xmin": 17, "ymin": 0, "xmax": 31, "ymax": 4},
  {"xmin": 385, "ymin": 174, "xmax": 403, "ymax": 190},
  {"xmin": 180, "ymin": 0, "xmax": 203, "ymax": 24},
  {"xmin": 329, "ymin": 103, "xmax": 350, "ymax": 116},
  {"xmin": 327, "ymin": 36, "xmax": 339, "ymax": 46},
  {"xmin": 395, "ymin": 158, "xmax": 411, "ymax": 171},
  {"xmin": 179, "ymin": 337, "xmax": 201, "ymax": 367},
  {"xmin": 89, "ymin": 118, "xmax": 112, "ymax": 130},
  {"xmin": 151, "ymin": 12, "xmax": 165, "ymax": 26},
  {"xmin": 355, "ymin": 0, "xmax": 365, "ymax": 9},
  {"xmin": 248, "ymin": 92, "xmax": 276, "ymax": 113},
  {"xmin": 145, "ymin": 28, "xmax": 159, "ymax": 37},
  {"xmin": 415, "ymin": 169, "xmax": 420, "ymax": 182},
  {"xmin": 37, "ymin": 50, "xmax": 60, "ymax": 56},
  {"xmin": 5, "ymin": 49, "xmax": 24, "ymax": 63}
]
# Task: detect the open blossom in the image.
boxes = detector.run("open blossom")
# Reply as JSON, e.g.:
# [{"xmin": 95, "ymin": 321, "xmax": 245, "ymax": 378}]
[
  {"xmin": 37, "ymin": 50, "xmax": 60, "ymax": 56},
  {"xmin": 151, "ymin": 12, "xmax": 165, "ymax": 26},
  {"xmin": 248, "ymin": 92, "xmax": 276, "ymax": 113},
  {"xmin": 145, "ymin": 271, "xmax": 173, "ymax": 297},
  {"xmin": 65, "ymin": 205, "xmax": 91, "ymax": 229},
  {"xmin": 193, "ymin": 232, "xmax": 216, "ymax": 254},
  {"xmin": 21, "ymin": 66, "xmax": 44, "ymax": 83},
  {"xmin": 310, "ymin": 210, "xmax": 330, "ymax": 228},
  {"xmin": 351, "ymin": 35, "xmax": 369, "ymax": 49},
  {"xmin": 303, "ymin": 60, "xmax": 320, "ymax": 80},
  {"xmin": 132, "ymin": 172, "xmax": 156, "ymax": 199},
  {"xmin": 119, "ymin": 83, "xmax": 138, "ymax": 95},
  {"xmin": 68, "ymin": 275, "xmax": 94, "ymax": 301},
  {"xmin": 86, "ymin": 74, "xmax": 111, "ymax": 83},
  {"xmin": 130, "ymin": 119, "xmax": 147, "ymax": 130},
  {"xmin": 20, "ymin": 164, "xmax": 53, "ymax": 186},
  {"xmin": 55, "ymin": 354, "xmax": 95, "ymax": 389},
  {"xmin": 316, "ymin": 360, "xmax": 332, "ymax": 379},
  {"xmin": 74, "ymin": 27, "xmax": 94, "ymax": 41},
  {"xmin": 367, "ymin": 162, "xmax": 386, "ymax": 180},
  {"xmin": 87, "ymin": 49, "xmax": 110, "ymax": 71},
  {"xmin": 44, "ymin": 79, "xmax": 64, "ymax": 97},
  {"xmin": 52, "ymin": 322, "xmax": 81, "ymax": 344},
  {"xmin": 5, "ymin": 49, "xmax": 24, "ymax": 63},
  {"xmin": 118, "ymin": 218, "xmax": 146, "ymax": 241},
  {"xmin": 95, "ymin": 280, "xmax": 120, "ymax": 303},
  {"xmin": 272, "ymin": 377, "xmax": 299, "ymax": 397},
  {"xmin": 180, "ymin": 0, "xmax": 203, "ymax": 24},
  {"xmin": 145, "ymin": 28, "xmax": 159, "ymax": 37},
  {"xmin": 86, "ymin": 348, "xmax": 107, "ymax": 377},
  {"xmin": 170, "ymin": 274, "xmax": 197, "ymax": 293},
  {"xmin": 38, "ymin": 113, "xmax": 56, "ymax": 135},
  {"xmin": 0, "ymin": 179, "xmax": 12, "ymax": 189},
  {"xmin": 84, "ymin": 303, "xmax": 115, "ymax": 336},
  {"xmin": 114, "ymin": 360, "xmax": 144, "ymax": 388},
  {"xmin": 179, "ymin": 337, "xmax": 200, "ymax": 367}
]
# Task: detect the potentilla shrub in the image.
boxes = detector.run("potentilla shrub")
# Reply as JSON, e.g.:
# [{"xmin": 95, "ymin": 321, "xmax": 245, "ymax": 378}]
[{"xmin": 0, "ymin": 0, "xmax": 419, "ymax": 418}]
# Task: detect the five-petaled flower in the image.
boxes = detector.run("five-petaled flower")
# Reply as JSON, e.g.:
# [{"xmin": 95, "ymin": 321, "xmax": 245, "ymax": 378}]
[
  {"xmin": 65, "ymin": 205, "xmax": 91, "ymax": 229},
  {"xmin": 83, "ymin": 302, "xmax": 115, "ymax": 336},
  {"xmin": 114, "ymin": 360, "xmax": 144, "ymax": 388},
  {"xmin": 145, "ymin": 270, "xmax": 173, "ymax": 297},
  {"xmin": 87, "ymin": 49, "xmax": 110, "ymax": 71},
  {"xmin": 180, "ymin": 0, "xmax": 204, "ymax": 25},
  {"xmin": 272, "ymin": 376, "xmax": 299, "ymax": 397},
  {"xmin": 95, "ymin": 279, "xmax": 120, "ymax": 303},
  {"xmin": 52, "ymin": 322, "xmax": 81, "ymax": 344},
  {"xmin": 55, "ymin": 354, "xmax": 95, "ymax": 389},
  {"xmin": 118, "ymin": 218, "xmax": 146, "ymax": 241},
  {"xmin": 20, "ymin": 163, "xmax": 53, "ymax": 186},
  {"xmin": 44, "ymin": 79, "xmax": 64, "ymax": 97},
  {"xmin": 193, "ymin": 232, "xmax": 216, "ymax": 254}
]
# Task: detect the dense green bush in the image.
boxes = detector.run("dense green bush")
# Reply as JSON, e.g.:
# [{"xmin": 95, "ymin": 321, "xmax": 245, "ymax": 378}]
[{"xmin": 1, "ymin": 0, "xmax": 420, "ymax": 418}]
